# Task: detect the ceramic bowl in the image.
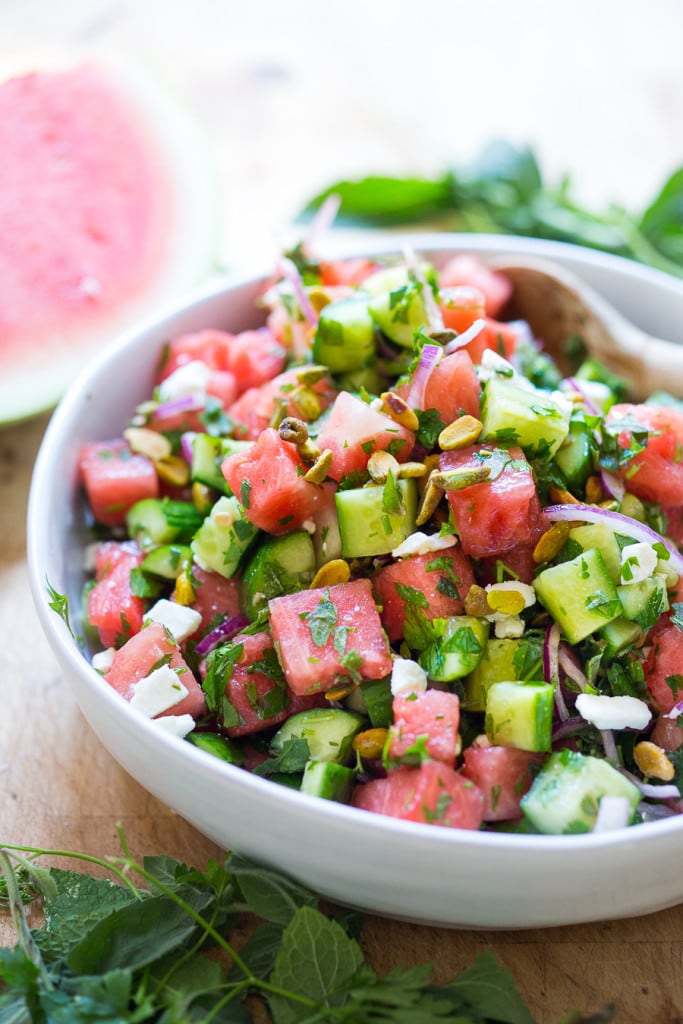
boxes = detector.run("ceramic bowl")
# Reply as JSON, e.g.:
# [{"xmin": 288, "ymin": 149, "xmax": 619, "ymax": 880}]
[{"xmin": 28, "ymin": 233, "xmax": 683, "ymax": 928}]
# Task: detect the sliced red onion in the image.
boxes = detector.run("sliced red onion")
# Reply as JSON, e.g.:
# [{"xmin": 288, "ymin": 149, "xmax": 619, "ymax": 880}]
[
  {"xmin": 302, "ymin": 193, "xmax": 341, "ymax": 256},
  {"xmin": 599, "ymin": 469, "xmax": 626, "ymax": 503},
  {"xmin": 544, "ymin": 623, "xmax": 569, "ymax": 721},
  {"xmin": 443, "ymin": 317, "xmax": 486, "ymax": 355},
  {"xmin": 565, "ymin": 376, "xmax": 601, "ymax": 416},
  {"xmin": 194, "ymin": 614, "xmax": 250, "ymax": 657},
  {"xmin": 552, "ymin": 715, "xmax": 586, "ymax": 742},
  {"xmin": 600, "ymin": 729, "xmax": 619, "ymax": 763},
  {"xmin": 558, "ymin": 644, "xmax": 588, "ymax": 691},
  {"xmin": 152, "ymin": 393, "xmax": 205, "ymax": 420},
  {"xmin": 620, "ymin": 768, "xmax": 681, "ymax": 800},
  {"xmin": 279, "ymin": 256, "xmax": 318, "ymax": 327},
  {"xmin": 402, "ymin": 243, "xmax": 444, "ymax": 332},
  {"xmin": 406, "ymin": 343, "xmax": 442, "ymax": 411},
  {"xmin": 664, "ymin": 699, "xmax": 683, "ymax": 720},
  {"xmin": 180, "ymin": 431, "xmax": 197, "ymax": 465},
  {"xmin": 544, "ymin": 504, "xmax": 683, "ymax": 575},
  {"xmin": 638, "ymin": 801, "xmax": 679, "ymax": 821}
]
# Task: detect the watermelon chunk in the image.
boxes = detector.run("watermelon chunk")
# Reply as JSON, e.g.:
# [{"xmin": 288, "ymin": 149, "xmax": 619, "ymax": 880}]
[
  {"xmin": 372, "ymin": 548, "xmax": 475, "ymax": 642},
  {"xmin": 315, "ymin": 391, "xmax": 415, "ymax": 482},
  {"xmin": 227, "ymin": 368, "xmax": 336, "ymax": 441},
  {"xmin": 157, "ymin": 327, "xmax": 286, "ymax": 397},
  {"xmin": 87, "ymin": 540, "xmax": 144, "ymax": 649},
  {"xmin": 421, "ymin": 350, "xmax": 481, "ymax": 422},
  {"xmin": 461, "ymin": 745, "xmax": 545, "ymax": 821},
  {"xmin": 185, "ymin": 565, "xmax": 242, "ymax": 636},
  {"xmin": 79, "ymin": 440, "xmax": 159, "ymax": 527},
  {"xmin": 269, "ymin": 578, "xmax": 392, "ymax": 695},
  {"xmin": 104, "ymin": 621, "xmax": 206, "ymax": 719},
  {"xmin": 0, "ymin": 61, "xmax": 215, "ymax": 424},
  {"xmin": 352, "ymin": 761, "xmax": 485, "ymax": 829},
  {"xmin": 387, "ymin": 690, "xmax": 461, "ymax": 766}
]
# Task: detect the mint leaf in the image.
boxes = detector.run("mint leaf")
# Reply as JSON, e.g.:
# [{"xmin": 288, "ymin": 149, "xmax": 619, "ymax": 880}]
[
  {"xmin": 440, "ymin": 951, "xmax": 537, "ymax": 1023},
  {"xmin": 230, "ymin": 854, "xmax": 317, "ymax": 926},
  {"xmin": 268, "ymin": 905, "xmax": 363, "ymax": 1024},
  {"xmin": 303, "ymin": 593, "xmax": 338, "ymax": 647},
  {"xmin": 253, "ymin": 736, "xmax": 310, "ymax": 778}
]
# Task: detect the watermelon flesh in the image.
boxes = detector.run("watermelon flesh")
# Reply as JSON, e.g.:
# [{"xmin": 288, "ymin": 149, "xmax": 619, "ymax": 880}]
[{"xmin": 0, "ymin": 62, "xmax": 214, "ymax": 423}]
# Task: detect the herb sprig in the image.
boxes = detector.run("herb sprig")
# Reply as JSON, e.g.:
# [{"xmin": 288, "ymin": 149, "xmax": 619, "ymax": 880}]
[{"xmin": 0, "ymin": 830, "xmax": 611, "ymax": 1022}]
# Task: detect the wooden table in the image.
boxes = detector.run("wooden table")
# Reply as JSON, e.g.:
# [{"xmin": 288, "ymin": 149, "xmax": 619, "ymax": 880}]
[{"xmin": 3, "ymin": 3, "xmax": 683, "ymax": 1020}]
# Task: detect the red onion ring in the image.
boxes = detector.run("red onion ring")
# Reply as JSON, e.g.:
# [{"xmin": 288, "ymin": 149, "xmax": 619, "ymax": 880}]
[
  {"xmin": 406, "ymin": 343, "xmax": 442, "ymax": 411},
  {"xmin": 279, "ymin": 256, "xmax": 318, "ymax": 327},
  {"xmin": 443, "ymin": 317, "xmax": 486, "ymax": 355},
  {"xmin": 195, "ymin": 614, "xmax": 250, "ymax": 657},
  {"xmin": 152, "ymin": 393, "xmax": 205, "ymax": 420}
]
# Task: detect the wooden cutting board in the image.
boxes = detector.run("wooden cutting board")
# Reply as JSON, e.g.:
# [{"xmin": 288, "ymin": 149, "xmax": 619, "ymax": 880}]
[{"xmin": 2, "ymin": 413, "xmax": 683, "ymax": 1024}]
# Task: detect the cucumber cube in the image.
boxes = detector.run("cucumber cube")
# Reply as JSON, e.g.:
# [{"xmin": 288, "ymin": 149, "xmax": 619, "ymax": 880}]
[
  {"xmin": 480, "ymin": 377, "xmax": 571, "ymax": 458},
  {"xmin": 533, "ymin": 547, "xmax": 623, "ymax": 644},
  {"xmin": 241, "ymin": 530, "xmax": 316, "ymax": 620},
  {"xmin": 300, "ymin": 760, "xmax": 355, "ymax": 802},
  {"xmin": 485, "ymin": 680, "xmax": 554, "ymax": 752},
  {"xmin": 418, "ymin": 616, "xmax": 490, "ymax": 682},
  {"xmin": 191, "ymin": 434, "xmax": 252, "ymax": 494},
  {"xmin": 463, "ymin": 636, "xmax": 543, "ymax": 711},
  {"xmin": 567, "ymin": 523, "xmax": 622, "ymax": 583},
  {"xmin": 312, "ymin": 296, "xmax": 376, "ymax": 373},
  {"xmin": 271, "ymin": 707, "xmax": 364, "ymax": 765},
  {"xmin": 335, "ymin": 479, "xmax": 417, "ymax": 557},
  {"xmin": 365, "ymin": 265, "xmax": 435, "ymax": 349},
  {"xmin": 520, "ymin": 749, "xmax": 641, "ymax": 834},
  {"xmin": 191, "ymin": 495, "xmax": 259, "ymax": 578},
  {"xmin": 600, "ymin": 618, "xmax": 643, "ymax": 659},
  {"xmin": 617, "ymin": 575, "xmax": 668, "ymax": 630}
]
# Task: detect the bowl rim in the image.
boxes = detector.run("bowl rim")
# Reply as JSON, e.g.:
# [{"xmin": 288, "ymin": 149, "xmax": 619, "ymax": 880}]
[{"xmin": 27, "ymin": 231, "xmax": 683, "ymax": 860}]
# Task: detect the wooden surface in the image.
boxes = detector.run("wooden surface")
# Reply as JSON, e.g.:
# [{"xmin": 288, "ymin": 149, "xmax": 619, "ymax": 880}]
[{"xmin": 3, "ymin": 3, "xmax": 683, "ymax": 1020}]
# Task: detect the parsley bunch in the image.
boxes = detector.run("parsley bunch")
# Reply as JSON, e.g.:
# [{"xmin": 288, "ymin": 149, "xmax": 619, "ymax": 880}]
[{"xmin": 0, "ymin": 831, "xmax": 610, "ymax": 1023}]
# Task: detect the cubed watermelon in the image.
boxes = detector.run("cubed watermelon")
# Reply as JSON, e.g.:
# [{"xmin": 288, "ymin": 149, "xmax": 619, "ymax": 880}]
[
  {"xmin": 352, "ymin": 761, "xmax": 484, "ymax": 829},
  {"xmin": 186, "ymin": 565, "xmax": 242, "ymax": 635},
  {"xmin": 87, "ymin": 540, "xmax": 144, "ymax": 648},
  {"xmin": 421, "ymin": 349, "xmax": 481, "ymax": 423},
  {"xmin": 315, "ymin": 391, "xmax": 415, "ymax": 483},
  {"xmin": 438, "ymin": 255, "xmax": 513, "ymax": 318},
  {"xmin": 79, "ymin": 439, "xmax": 158, "ymax": 527},
  {"xmin": 387, "ymin": 690, "xmax": 461, "ymax": 766},
  {"xmin": 227, "ymin": 367, "xmax": 336, "ymax": 441},
  {"xmin": 269, "ymin": 578, "xmax": 392, "ymax": 695},
  {"xmin": 461, "ymin": 745, "xmax": 545, "ymax": 821},
  {"xmin": 372, "ymin": 548, "xmax": 475, "ymax": 642},
  {"xmin": 104, "ymin": 620, "xmax": 206, "ymax": 719}
]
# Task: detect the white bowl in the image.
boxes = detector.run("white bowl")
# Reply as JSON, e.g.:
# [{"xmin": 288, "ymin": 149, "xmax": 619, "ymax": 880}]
[{"xmin": 28, "ymin": 233, "xmax": 683, "ymax": 928}]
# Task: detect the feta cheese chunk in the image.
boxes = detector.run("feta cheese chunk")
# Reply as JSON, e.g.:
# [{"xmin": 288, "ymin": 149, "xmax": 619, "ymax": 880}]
[
  {"xmin": 490, "ymin": 613, "xmax": 526, "ymax": 639},
  {"xmin": 157, "ymin": 360, "xmax": 210, "ymax": 401},
  {"xmin": 392, "ymin": 531, "xmax": 457, "ymax": 559},
  {"xmin": 391, "ymin": 657, "xmax": 428, "ymax": 697},
  {"xmin": 91, "ymin": 647, "xmax": 116, "ymax": 673},
  {"xmin": 129, "ymin": 665, "xmax": 189, "ymax": 718},
  {"xmin": 153, "ymin": 714, "xmax": 195, "ymax": 738},
  {"xmin": 620, "ymin": 542, "xmax": 658, "ymax": 586},
  {"xmin": 575, "ymin": 693, "xmax": 652, "ymax": 732},
  {"xmin": 144, "ymin": 599, "xmax": 202, "ymax": 642}
]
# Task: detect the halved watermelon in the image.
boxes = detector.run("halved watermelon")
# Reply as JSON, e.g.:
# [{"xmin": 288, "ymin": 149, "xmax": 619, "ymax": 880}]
[{"xmin": 0, "ymin": 57, "xmax": 215, "ymax": 424}]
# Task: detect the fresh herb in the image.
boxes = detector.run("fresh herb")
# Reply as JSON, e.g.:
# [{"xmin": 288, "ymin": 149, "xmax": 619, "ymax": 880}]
[
  {"xmin": 301, "ymin": 138, "xmax": 683, "ymax": 279},
  {"xmin": 202, "ymin": 641, "xmax": 246, "ymax": 729},
  {"xmin": 303, "ymin": 593, "xmax": 338, "ymax": 647},
  {"xmin": 45, "ymin": 579, "xmax": 75, "ymax": 640},
  {"xmin": 670, "ymin": 602, "xmax": 683, "ymax": 631},
  {"xmin": 415, "ymin": 407, "xmax": 446, "ymax": 448},
  {"xmin": 253, "ymin": 736, "xmax": 311, "ymax": 777},
  {"xmin": 381, "ymin": 469, "xmax": 403, "ymax": 516},
  {"xmin": 241, "ymin": 479, "xmax": 252, "ymax": 509}
]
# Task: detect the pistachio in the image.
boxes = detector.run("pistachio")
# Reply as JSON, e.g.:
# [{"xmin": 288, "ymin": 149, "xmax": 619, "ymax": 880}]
[
  {"xmin": 584, "ymin": 475, "xmax": 603, "ymax": 505},
  {"xmin": 311, "ymin": 559, "xmax": 351, "ymax": 589},
  {"xmin": 431, "ymin": 466, "xmax": 491, "ymax": 491},
  {"xmin": 633, "ymin": 741, "xmax": 675, "ymax": 782},
  {"xmin": 464, "ymin": 584, "xmax": 490, "ymax": 618},
  {"xmin": 380, "ymin": 391, "xmax": 420, "ymax": 431},
  {"xmin": 172, "ymin": 571, "xmax": 197, "ymax": 606},
  {"xmin": 367, "ymin": 450, "xmax": 401, "ymax": 484},
  {"xmin": 549, "ymin": 484, "xmax": 581, "ymax": 505},
  {"xmin": 415, "ymin": 470, "xmax": 444, "ymax": 526},
  {"xmin": 437, "ymin": 415, "xmax": 483, "ymax": 452},
  {"xmin": 352, "ymin": 727, "xmax": 389, "ymax": 760},
  {"xmin": 397, "ymin": 461, "xmax": 428, "ymax": 479},
  {"xmin": 123, "ymin": 426, "xmax": 171, "ymax": 462},
  {"xmin": 304, "ymin": 448, "xmax": 334, "ymax": 484},
  {"xmin": 295, "ymin": 364, "xmax": 329, "ymax": 387},
  {"xmin": 533, "ymin": 521, "xmax": 572, "ymax": 564},
  {"xmin": 155, "ymin": 455, "xmax": 190, "ymax": 488},
  {"xmin": 291, "ymin": 385, "xmax": 322, "ymax": 421},
  {"xmin": 279, "ymin": 417, "xmax": 309, "ymax": 447},
  {"xmin": 192, "ymin": 481, "xmax": 215, "ymax": 515},
  {"xmin": 325, "ymin": 682, "xmax": 356, "ymax": 701},
  {"xmin": 486, "ymin": 589, "xmax": 526, "ymax": 616}
]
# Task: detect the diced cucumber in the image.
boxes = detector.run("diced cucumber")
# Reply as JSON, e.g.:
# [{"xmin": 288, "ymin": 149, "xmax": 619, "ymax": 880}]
[
  {"xmin": 520, "ymin": 749, "xmax": 641, "ymax": 834},
  {"xmin": 358, "ymin": 676, "xmax": 393, "ymax": 728},
  {"xmin": 190, "ymin": 433, "xmax": 253, "ymax": 494},
  {"xmin": 360, "ymin": 262, "xmax": 437, "ymax": 296},
  {"xmin": 600, "ymin": 617, "xmax": 643, "ymax": 659},
  {"xmin": 485, "ymin": 680, "xmax": 554, "ymax": 752},
  {"xmin": 533, "ymin": 547, "xmax": 623, "ymax": 644},
  {"xmin": 312, "ymin": 501, "xmax": 343, "ymax": 567},
  {"xmin": 480, "ymin": 377, "xmax": 571, "ymax": 458},
  {"xmin": 418, "ymin": 616, "xmax": 490, "ymax": 683},
  {"xmin": 335, "ymin": 479, "xmax": 417, "ymax": 557},
  {"xmin": 270, "ymin": 707, "xmax": 364, "ymax": 765},
  {"xmin": 365, "ymin": 265, "xmax": 436, "ymax": 348},
  {"xmin": 617, "ymin": 575, "xmax": 668, "ymax": 630},
  {"xmin": 191, "ymin": 495, "xmax": 259, "ymax": 578},
  {"xmin": 336, "ymin": 364, "xmax": 385, "ymax": 396},
  {"xmin": 141, "ymin": 544, "xmax": 193, "ymax": 580},
  {"xmin": 241, "ymin": 531, "xmax": 316, "ymax": 620},
  {"xmin": 187, "ymin": 731, "xmax": 245, "ymax": 765},
  {"xmin": 566, "ymin": 523, "xmax": 622, "ymax": 583},
  {"xmin": 463, "ymin": 636, "xmax": 543, "ymax": 711},
  {"xmin": 312, "ymin": 296, "xmax": 376, "ymax": 374},
  {"xmin": 553, "ymin": 414, "xmax": 594, "ymax": 490},
  {"xmin": 126, "ymin": 498, "xmax": 203, "ymax": 550},
  {"xmin": 300, "ymin": 760, "xmax": 355, "ymax": 802}
]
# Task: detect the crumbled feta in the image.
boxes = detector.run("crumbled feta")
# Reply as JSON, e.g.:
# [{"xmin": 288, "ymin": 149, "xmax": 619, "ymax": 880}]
[
  {"xmin": 592, "ymin": 795, "xmax": 632, "ymax": 833},
  {"xmin": 301, "ymin": 519, "xmax": 316, "ymax": 535},
  {"xmin": 157, "ymin": 360, "xmax": 211, "ymax": 401},
  {"xmin": 490, "ymin": 613, "xmax": 526, "ymax": 639},
  {"xmin": 153, "ymin": 714, "xmax": 195, "ymax": 738},
  {"xmin": 91, "ymin": 647, "xmax": 116, "ymax": 673},
  {"xmin": 620, "ymin": 542, "xmax": 658, "ymax": 586},
  {"xmin": 575, "ymin": 693, "xmax": 652, "ymax": 731},
  {"xmin": 391, "ymin": 657, "xmax": 428, "ymax": 696},
  {"xmin": 143, "ymin": 599, "xmax": 202, "ymax": 642},
  {"xmin": 129, "ymin": 665, "xmax": 189, "ymax": 718},
  {"xmin": 392, "ymin": 531, "xmax": 457, "ymax": 559}
]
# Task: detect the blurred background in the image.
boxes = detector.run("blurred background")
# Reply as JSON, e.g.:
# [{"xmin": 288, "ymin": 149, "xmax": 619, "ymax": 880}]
[{"xmin": 3, "ymin": 0, "xmax": 682, "ymax": 272}]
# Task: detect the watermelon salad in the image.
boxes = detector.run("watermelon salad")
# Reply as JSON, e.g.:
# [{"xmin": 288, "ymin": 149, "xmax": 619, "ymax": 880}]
[{"xmin": 75, "ymin": 244, "xmax": 683, "ymax": 836}]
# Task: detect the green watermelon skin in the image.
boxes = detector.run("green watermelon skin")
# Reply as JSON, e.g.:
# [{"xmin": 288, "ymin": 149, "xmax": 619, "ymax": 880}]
[{"xmin": 0, "ymin": 60, "xmax": 215, "ymax": 425}]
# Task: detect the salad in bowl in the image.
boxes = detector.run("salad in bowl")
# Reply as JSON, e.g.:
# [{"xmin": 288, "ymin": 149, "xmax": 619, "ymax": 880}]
[{"xmin": 29, "ymin": 233, "xmax": 683, "ymax": 927}]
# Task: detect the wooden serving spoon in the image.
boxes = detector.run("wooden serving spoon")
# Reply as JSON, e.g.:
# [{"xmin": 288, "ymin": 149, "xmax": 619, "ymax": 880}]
[{"xmin": 490, "ymin": 255, "xmax": 683, "ymax": 400}]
